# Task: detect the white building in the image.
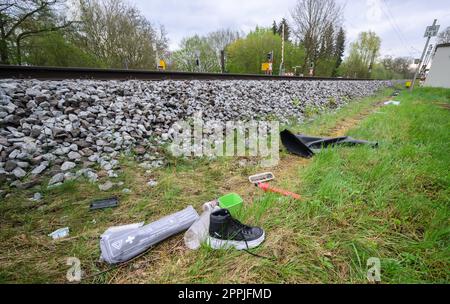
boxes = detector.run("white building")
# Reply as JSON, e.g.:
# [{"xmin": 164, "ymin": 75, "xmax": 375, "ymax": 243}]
[{"xmin": 424, "ymin": 43, "xmax": 450, "ymax": 88}]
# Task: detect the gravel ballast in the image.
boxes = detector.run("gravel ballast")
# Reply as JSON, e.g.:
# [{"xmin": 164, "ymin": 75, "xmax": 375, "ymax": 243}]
[{"xmin": 0, "ymin": 79, "xmax": 392, "ymax": 187}]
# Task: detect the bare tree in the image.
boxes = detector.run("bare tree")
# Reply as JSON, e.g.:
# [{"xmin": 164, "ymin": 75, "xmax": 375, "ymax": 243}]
[
  {"xmin": 290, "ymin": 0, "xmax": 342, "ymax": 75},
  {"xmin": 207, "ymin": 29, "xmax": 241, "ymax": 54},
  {"xmin": 206, "ymin": 29, "xmax": 241, "ymax": 72},
  {"xmin": 437, "ymin": 26, "xmax": 450, "ymax": 44},
  {"xmin": 77, "ymin": 0, "xmax": 168, "ymax": 69},
  {"xmin": 0, "ymin": 0, "xmax": 72, "ymax": 64}
]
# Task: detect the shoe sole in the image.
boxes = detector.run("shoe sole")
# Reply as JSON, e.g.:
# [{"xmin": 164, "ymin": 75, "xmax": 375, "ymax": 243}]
[{"xmin": 207, "ymin": 232, "xmax": 265, "ymax": 250}]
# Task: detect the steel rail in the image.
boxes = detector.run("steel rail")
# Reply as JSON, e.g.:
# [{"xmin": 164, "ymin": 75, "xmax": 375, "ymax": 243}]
[{"xmin": 0, "ymin": 65, "xmax": 377, "ymax": 81}]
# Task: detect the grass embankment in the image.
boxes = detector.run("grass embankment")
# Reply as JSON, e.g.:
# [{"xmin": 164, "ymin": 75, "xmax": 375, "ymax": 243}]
[{"xmin": 0, "ymin": 87, "xmax": 448, "ymax": 283}]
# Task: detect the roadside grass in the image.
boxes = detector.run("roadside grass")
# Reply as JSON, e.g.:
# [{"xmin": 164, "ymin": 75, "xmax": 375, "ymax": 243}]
[{"xmin": 0, "ymin": 86, "xmax": 448, "ymax": 283}]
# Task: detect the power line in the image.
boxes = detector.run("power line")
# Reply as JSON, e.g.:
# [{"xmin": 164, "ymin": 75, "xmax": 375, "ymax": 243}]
[{"xmin": 379, "ymin": 0, "xmax": 418, "ymax": 57}]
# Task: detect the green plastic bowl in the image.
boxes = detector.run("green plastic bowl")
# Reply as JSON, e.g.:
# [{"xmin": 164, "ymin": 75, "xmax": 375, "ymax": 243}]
[{"xmin": 218, "ymin": 193, "xmax": 243, "ymax": 217}]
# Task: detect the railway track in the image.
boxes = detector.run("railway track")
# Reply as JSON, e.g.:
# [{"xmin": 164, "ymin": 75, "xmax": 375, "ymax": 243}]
[{"xmin": 0, "ymin": 65, "xmax": 375, "ymax": 81}]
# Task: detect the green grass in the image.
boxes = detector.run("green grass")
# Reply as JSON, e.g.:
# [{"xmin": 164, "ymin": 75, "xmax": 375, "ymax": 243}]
[{"xmin": 0, "ymin": 86, "xmax": 449, "ymax": 283}]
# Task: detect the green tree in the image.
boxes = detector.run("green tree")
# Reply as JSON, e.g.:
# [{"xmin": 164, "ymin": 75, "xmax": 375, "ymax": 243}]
[
  {"xmin": 271, "ymin": 20, "xmax": 277, "ymax": 35},
  {"xmin": 171, "ymin": 35, "xmax": 220, "ymax": 72},
  {"xmin": 226, "ymin": 27, "xmax": 305, "ymax": 75},
  {"xmin": 23, "ymin": 31, "xmax": 101, "ymax": 67},
  {"xmin": 341, "ymin": 31, "xmax": 381, "ymax": 78},
  {"xmin": 0, "ymin": 0, "xmax": 73, "ymax": 65},
  {"xmin": 315, "ymin": 24, "xmax": 335, "ymax": 76}
]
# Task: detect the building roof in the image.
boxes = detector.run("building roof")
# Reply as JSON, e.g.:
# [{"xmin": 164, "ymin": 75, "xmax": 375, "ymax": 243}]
[{"xmin": 436, "ymin": 43, "xmax": 450, "ymax": 50}]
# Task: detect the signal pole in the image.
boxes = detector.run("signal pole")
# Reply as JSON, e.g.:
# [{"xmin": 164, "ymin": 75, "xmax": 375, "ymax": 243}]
[
  {"xmin": 420, "ymin": 44, "xmax": 434, "ymax": 77},
  {"xmin": 279, "ymin": 22, "xmax": 285, "ymax": 76},
  {"xmin": 410, "ymin": 19, "xmax": 439, "ymax": 91},
  {"xmin": 153, "ymin": 42, "xmax": 159, "ymax": 70}
]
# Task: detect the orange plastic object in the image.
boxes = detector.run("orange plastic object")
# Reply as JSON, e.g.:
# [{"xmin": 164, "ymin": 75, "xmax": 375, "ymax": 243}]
[{"xmin": 257, "ymin": 183, "xmax": 302, "ymax": 200}]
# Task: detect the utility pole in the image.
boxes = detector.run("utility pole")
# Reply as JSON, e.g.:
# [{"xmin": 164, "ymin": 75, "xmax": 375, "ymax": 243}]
[
  {"xmin": 194, "ymin": 50, "xmax": 201, "ymax": 73},
  {"xmin": 220, "ymin": 50, "xmax": 225, "ymax": 73},
  {"xmin": 420, "ymin": 44, "xmax": 434, "ymax": 77},
  {"xmin": 279, "ymin": 22, "xmax": 285, "ymax": 76},
  {"xmin": 410, "ymin": 19, "xmax": 439, "ymax": 91},
  {"xmin": 153, "ymin": 42, "xmax": 162, "ymax": 71}
]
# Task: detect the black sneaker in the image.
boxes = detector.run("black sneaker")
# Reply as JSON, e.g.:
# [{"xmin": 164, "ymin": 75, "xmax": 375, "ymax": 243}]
[{"xmin": 207, "ymin": 209, "xmax": 265, "ymax": 250}]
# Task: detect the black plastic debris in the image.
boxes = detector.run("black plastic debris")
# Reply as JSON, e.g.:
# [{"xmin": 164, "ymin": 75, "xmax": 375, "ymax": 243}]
[
  {"xmin": 280, "ymin": 129, "xmax": 378, "ymax": 158},
  {"xmin": 90, "ymin": 197, "xmax": 119, "ymax": 211}
]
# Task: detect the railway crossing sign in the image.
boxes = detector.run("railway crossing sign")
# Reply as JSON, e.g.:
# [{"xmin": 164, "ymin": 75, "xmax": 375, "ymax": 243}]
[
  {"xmin": 158, "ymin": 60, "xmax": 166, "ymax": 71},
  {"xmin": 411, "ymin": 19, "xmax": 439, "ymax": 91},
  {"xmin": 261, "ymin": 62, "xmax": 272, "ymax": 72},
  {"xmin": 424, "ymin": 25, "xmax": 440, "ymax": 37}
]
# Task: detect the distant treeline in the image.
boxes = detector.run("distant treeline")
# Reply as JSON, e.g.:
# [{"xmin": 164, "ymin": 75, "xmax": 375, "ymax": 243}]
[{"xmin": 1, "ymin": 0, "xmax": 427, "ymax": 79}]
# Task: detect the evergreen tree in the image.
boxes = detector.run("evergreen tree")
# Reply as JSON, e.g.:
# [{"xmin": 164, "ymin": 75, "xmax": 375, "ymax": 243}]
[
  {"xmin": 277, "ymin": 18, "xmax": 290, "ymax": 41},
  {"xmin": 272, "ymin": 21, "xmax": 278, "ymax": 35},
  {"xmin": 315, "ymin": 24, "xmax": 335, "ymax": 76},
  {"xmin": 333, "ymin": 27, "xmax": 345, "ymax": 76}
]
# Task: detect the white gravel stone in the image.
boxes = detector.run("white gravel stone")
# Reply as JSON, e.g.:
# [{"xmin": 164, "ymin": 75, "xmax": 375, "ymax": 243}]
[
  {"xmin": 48, "ymin": 173, "xmax": 64, "ymax": 186},
  {"xmin": 67, "ymin": 151, "xmax": 81, "ymax": 160},
  {"xmin": 12, "ymin": 167, "xmax": 26, "ymax": 178},
  {"xmin": 61, "ymin": 161, "xmax": 76, "ymax": 171},
  {"xmin": 31, "ymin": 163, "xmax": 48, "ymax": 175},
  {"xmin": 86, "ymin": 171, "xmax": 98, "ymax": 183},
  {"xmin": 98, "ymin": 181, "xmax": 114, "ymax": 191},
  {"xmin": 0, "ymin": 78, "xmax": 394, "ymax": 187},
  {"xmin": 29, "ymin": 192, "xmax": 42, "ymax": 201},
  {"xmin": 147, "ymin": 179, "xmax": 158, "ymax": 187}
]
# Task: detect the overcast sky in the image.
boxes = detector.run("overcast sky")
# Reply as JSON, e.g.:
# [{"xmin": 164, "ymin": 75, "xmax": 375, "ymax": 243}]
[{"xmin": 132, "ymin": 0, "xmax": 450, "ymax": 58}]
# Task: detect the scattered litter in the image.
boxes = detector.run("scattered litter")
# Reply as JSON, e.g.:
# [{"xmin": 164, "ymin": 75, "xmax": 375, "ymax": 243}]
[
  {"xmin": 184, "ymin": 201, "xmax": 220, "ymax": 250},
  {"xmin": 147, "ymin": 179, "xmax": 158, "ymax": 187},
  {"xmin": 103, "ymin": 222, "xmax": 144, "ymax": 234},
  {"xmin": 100, "ymin": 206, "xmax": 198, "ymax": 264},
  {"xmin": 249, "ymin": 172, "xmax": 275, "ymax": 184},
  {"xmin": 29, "ymin": 192, "xmax": 42, "ymax": 202},
  {"xmin": 280, "ymin": 129, "xmax": 378, "ymax": 158},
  {"xmin": 90, "ymin": 197, "xmax": 119, "ymax": 211},
  {"xmin": 122, "ymin": 188, "xmax": 132, "ymax": 194},
  {"xmin": 98, "ymin": 181, "xmax": 114, "ymax": 191},
  {"xmin": 203, "ymin": 200, "xmax": 219, "ymax": 211},
  {"xmin": 218, "ymin": 193, "xmax": 243, "ymax": 217},
  {"xmin": 48, "ymin": 227, "xmax": 70, "ymax": 240},
  {"xmin": 249, "ymin": 172, "xmax": 302, "ymax": 200},
  {"xmin": 257, "ymin": 182, "xmax": 302, "ymax": 200},
  {"xmin": 384, "ymin": 100, "xmax": 400, "ymax": 106},
  {"xmin": 207, "ymin": 208, "xmax": 265, "ymax": 250}
]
